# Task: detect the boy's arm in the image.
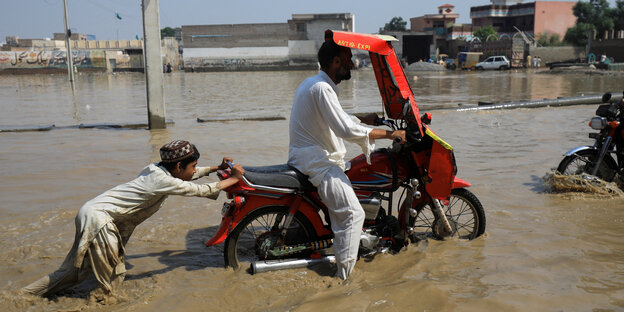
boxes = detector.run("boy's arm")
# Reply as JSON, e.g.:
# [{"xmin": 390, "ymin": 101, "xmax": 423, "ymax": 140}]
[
  {"xmin": 154, "ymin": 175, "xmax": 222, "ymax": 199},
  {"xmin": 154, "ymin": 163, "xmax": 245, "ymax": 200},
  {"xmin": 192, "ymin": 166, "xmax": 212, "ymax": 180},
  {"xmin": 191, "ymin": 157, "xmax": 234, "ymax": 180}
]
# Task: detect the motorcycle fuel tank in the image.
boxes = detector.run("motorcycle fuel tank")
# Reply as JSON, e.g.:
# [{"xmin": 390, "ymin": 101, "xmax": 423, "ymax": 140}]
[{"xmin": 347, "ymin": 150, "xmax": 408, "ymax": 192}]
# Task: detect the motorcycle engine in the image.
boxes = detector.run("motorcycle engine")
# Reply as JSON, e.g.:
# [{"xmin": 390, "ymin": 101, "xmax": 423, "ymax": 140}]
[
  {"xmin": 360, "ymin": 230, "xmax": 379, "ymax": 251},
  {"xmin": 358, "ymin": 193, "xmax": 406, "ymax": 255},
  {"xmin": 360, "ymin": 213, "xmax": 402, "ymax": 254}
]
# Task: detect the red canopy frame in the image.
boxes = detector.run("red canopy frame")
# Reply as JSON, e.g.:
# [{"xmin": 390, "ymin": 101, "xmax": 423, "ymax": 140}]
[{"xmin": 325, "ymin": 30, "xmax": 423, "ymax": 136}]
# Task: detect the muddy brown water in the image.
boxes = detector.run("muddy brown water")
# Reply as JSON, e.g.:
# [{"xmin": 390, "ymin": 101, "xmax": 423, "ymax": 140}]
[{"xmin": 1, "ymin": 69, "xmax": 624, "ymax": 311}]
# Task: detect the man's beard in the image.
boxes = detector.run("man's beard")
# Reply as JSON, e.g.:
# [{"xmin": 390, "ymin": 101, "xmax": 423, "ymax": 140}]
[{"xmin": 337, "ymin": 68, "xmax": 351, "ymax": 81}]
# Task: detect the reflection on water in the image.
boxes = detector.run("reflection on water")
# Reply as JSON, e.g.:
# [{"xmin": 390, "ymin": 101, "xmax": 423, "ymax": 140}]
[
  {"xmin": 1, "ymin": 70, "xmax": 622, "ymax": 127},
  {"xmin": 1, "ymin": 70, "xmax": 624, "ymax": 311}
]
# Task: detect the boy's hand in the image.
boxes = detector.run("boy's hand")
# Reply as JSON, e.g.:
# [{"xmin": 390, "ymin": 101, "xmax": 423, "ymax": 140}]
[
  {"xmin": 231, "ymin": 164, "xmax": 245, "ymax": 179},
  {"xmin": 218, "ymin": 157, "xmax": 234, "ymax": 170}
]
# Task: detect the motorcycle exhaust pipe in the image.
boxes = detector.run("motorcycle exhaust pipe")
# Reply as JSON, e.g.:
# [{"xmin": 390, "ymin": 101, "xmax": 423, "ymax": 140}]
[{"xmin": 251, "ymin": 256, "xmax": 336, "ymax": 274}]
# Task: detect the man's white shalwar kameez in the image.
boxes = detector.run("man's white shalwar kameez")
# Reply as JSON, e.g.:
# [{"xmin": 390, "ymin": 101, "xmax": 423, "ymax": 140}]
[
  {"xmin": 23, "ymin": 164, "xmax": 219, "ymax": 296},
  {"xmin": 288, "ymin": 71, "xmax": 374, "ymax": 279}
]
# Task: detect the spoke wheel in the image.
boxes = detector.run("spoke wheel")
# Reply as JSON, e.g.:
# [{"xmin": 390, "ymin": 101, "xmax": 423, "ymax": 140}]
[
  {"xmin": 556, "ymin": 149, "xmax": 617, "ymax": 182},
  {"xmin": 224, "ymin": 206, "xmax": 316, "ymax": 270},
  {"xmin": 410, "ymin": 188, "xmax": 485, "ymax": 240}
]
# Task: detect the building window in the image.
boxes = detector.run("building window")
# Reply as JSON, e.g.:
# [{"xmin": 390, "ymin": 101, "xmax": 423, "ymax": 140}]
[{"xmin": 296, "ymin": 23, "xmax": 306, "ymax": 32}]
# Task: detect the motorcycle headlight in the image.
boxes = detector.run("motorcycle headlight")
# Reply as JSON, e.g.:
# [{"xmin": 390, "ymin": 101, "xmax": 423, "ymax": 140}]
[{"xmin": 589, "ymin": 117, "xmax": 608, "ymax": 130}]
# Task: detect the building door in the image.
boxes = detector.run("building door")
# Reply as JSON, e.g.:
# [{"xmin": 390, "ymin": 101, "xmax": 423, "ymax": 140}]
[
  {"xmin": 108, "ymin": 59, "xmax": 117, "ymax": 72},
  {"xmin": 403, "ymin": 35, "xmax": 433, "ymax": 64}
]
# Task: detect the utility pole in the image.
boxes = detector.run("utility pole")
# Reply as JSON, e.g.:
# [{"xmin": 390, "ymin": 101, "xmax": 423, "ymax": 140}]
[
  {"xmin": 62, "ymin": 0, "xmax": 75, "ymax": 82},
  {"xmin": 141, "ymin": 0, "xmax": 166, "ymax": 129}
]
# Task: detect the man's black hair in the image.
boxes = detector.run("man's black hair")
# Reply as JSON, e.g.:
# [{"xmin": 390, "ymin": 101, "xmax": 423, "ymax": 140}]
[
  {"xmin": 318, "ymin": 40, "xmax": 348, "ymax": 70},
  {"xmin": 158, "ymin": 144, "xmax": 201, "ymax": 172}
]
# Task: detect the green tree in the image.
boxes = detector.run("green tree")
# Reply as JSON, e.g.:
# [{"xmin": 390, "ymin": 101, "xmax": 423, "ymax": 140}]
[
  {"xmin": 161, "ymin": 27, "xmax": 175, "ymax": 38},
  {"xmin": 379, "ymin": 17, "xmax": 407, "ymax": 33},
  {"xmin": 610, "ymin": 0, "xmax": 624, "ymax": 31},
  {"xmin": 564, "ymin": 23, "xmax": 595, "ymax": 46},
  {"xmin": 569, "ymin": 0, "xmax": 614, "ymax": 39},
  {"xmin": 473, "ymin": 26, "xmax": 497, "ymax": 41}
]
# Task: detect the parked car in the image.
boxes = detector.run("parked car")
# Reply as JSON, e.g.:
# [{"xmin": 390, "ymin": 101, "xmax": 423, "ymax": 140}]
[{"xmin": 475, "ymin": 56, "xmax": 510, "ymax": 70}]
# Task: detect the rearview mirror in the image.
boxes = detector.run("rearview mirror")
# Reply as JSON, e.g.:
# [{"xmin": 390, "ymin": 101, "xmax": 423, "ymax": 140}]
[{"xmin": 602, "ymin": 92, "xmax": 612, "ymax": 103}]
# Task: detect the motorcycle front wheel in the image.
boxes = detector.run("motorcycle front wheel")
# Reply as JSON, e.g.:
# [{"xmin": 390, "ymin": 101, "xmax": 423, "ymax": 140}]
[
  {"xmin": 410, "ymin": 188, "xmax": 486, "ymax": 240},
  {"xmin": 556, "ymin": 149, "xmax": 618, "ymax": 182},
  {"xmin": 224, "ymin": 206, "xmax": 317, "ymax": 270}
]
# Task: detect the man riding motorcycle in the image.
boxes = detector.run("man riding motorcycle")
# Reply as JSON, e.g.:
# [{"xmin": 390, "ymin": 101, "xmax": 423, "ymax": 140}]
[{"xmin": 288, "ymin": 39, "xmax": 405, "ymax": 279}]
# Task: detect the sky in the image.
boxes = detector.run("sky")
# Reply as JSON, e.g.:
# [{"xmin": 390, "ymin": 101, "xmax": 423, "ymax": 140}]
[{"xmin": 0, "ymin": 0, "xmax": 618, "ymax": 43}]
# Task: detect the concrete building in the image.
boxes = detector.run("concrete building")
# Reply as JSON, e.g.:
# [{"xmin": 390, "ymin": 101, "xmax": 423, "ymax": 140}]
[
  {"xmin": 52, "ymin": 33, "xmax": 94, "ymax": 41},
  {"xmin": 470, "ymin": 1, "xmax": 576, "ymax": 39},
  {"xmin": 181, "ymin": 13, "xmax": 354, "ymax": 71},
  {"xmin": 390, "ymin": 4, "xmax": 467, "ymax": 64},
  {"xmin": 0, "ymin": 34, "xmax": 179, "ymax": 73},
  {"xmin": 446, "ymin": 23, "xmax": 476, "ymax": 41},
  {"xmin": 410, "ymin": 4, "xmax": 459, "ymax": 35}
]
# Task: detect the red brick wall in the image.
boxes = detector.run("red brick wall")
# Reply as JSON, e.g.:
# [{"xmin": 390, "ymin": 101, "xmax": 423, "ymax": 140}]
[
  {"xmin": 410, "ymin": 17, "xmax": 428, "ymax": 32},
  {"xmin": 533, "ymin": 1, "xmax": 577, "ymax": 39}
]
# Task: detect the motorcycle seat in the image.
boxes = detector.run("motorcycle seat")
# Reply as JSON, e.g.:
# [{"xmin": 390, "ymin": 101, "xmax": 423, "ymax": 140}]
[{"xmin": 243, "ymin": 164, "xmax": 316, "ymax": 191}]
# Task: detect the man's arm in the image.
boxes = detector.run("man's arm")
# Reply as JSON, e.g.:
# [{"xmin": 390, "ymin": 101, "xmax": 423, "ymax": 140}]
[
  {"xmin": 317, "ymin": 86, "xmax": 405, "ymax": 144},
  {"xmin": 355, "ymin": 113, "xmax": 406, "ymax": 143},
  {"xmin": 369, "ymin": 128, "xmax": 406, "ymax": 143}
]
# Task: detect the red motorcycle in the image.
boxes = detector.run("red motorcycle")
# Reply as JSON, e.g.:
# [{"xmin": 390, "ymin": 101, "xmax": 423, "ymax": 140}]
[
  {"xmin": 206, "ymin": 30, "xmax": 486, "ymax": 273},
  {"xmin": 557, "ymin": 91, "xmax": 624, "ymax": 181}
]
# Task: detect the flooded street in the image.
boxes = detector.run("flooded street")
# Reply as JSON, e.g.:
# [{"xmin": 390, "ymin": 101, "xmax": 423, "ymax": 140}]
[{"xmin": 1, "ymin": 69, "xmax": 624, "ymax": 311}]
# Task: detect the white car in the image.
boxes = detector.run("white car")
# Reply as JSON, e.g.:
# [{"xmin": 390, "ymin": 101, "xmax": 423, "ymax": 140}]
[{"xmin": 476, "ymin": 56, "xmax": 510, "ymax": 70}]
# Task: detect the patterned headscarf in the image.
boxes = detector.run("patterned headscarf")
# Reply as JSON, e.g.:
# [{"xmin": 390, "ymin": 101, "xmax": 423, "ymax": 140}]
[{"xmin": 160, "ymin": 140, "xmax": 195, "ymax": 163}]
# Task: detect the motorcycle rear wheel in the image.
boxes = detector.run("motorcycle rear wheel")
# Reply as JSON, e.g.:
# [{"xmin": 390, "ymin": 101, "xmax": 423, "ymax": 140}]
[
  {"xmin": 556, "ymin": 149, "xmax": 618, "ymax": 182},
  {"xmin": 410, "ymin": 188, "xmax": 486, "ymax": 240},
  {"xmin": 224, "ymin": 206, "xmax": 317, "ymax": 270}
]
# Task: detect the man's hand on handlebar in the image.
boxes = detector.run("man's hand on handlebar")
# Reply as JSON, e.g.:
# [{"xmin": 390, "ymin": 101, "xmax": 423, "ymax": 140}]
[{"xmin": 391, "ymin": 130, "xmax": 406, "ymax": 144}]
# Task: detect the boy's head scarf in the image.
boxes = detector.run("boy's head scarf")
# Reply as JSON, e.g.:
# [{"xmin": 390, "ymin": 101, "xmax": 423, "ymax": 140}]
[{"xmin": 160, "ymin": 140, "xmax": 194, "ymax": 163}]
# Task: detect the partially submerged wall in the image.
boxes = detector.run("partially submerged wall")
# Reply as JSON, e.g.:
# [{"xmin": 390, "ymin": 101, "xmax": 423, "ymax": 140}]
[
  {"xmin": 161, "ymin": 37, "xmax": 180, "ymax": 70},
  {"xmin": 182, "ymin": 23, "xmax": 296, "ymax": 71},
  {"xmin": 182, "ymin": 16, "xmax": 358, "ymax": 71},
  {"xmin": 0, "ymin": 50, "xmax": 133, "ymax": 74},
  {"xmin": 288, "ymin": 40, "xmax": 318, "ymax": 68},
  {"xmin": 0, "ymin": 50, "xmax": 106, "ymax": 72},
  {"xmin": 182, "ymin": 23, "xmax": 321, "ymax": 71},
  {"xmin": 528, "ymin": 46, "xmax": 586, "ymax": 64},
  {"xmin": 184, "ymin": 46, "xmax": 290, "ymax": 71}
]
